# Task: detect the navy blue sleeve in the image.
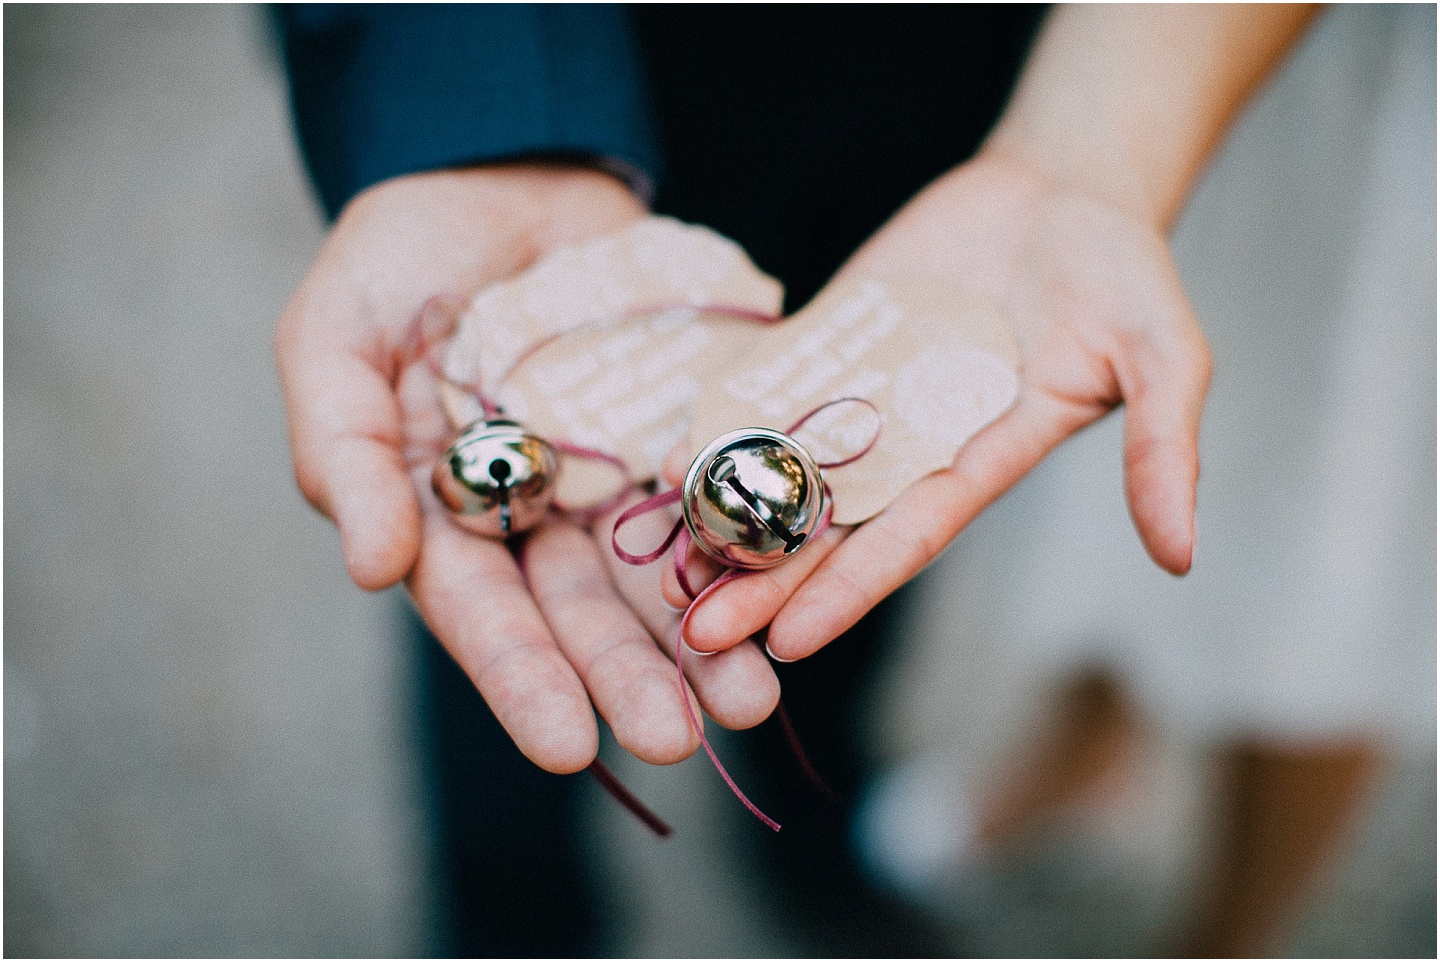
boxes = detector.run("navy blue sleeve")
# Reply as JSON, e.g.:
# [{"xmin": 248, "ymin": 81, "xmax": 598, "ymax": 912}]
[{"xmin": 276, "ymin": 4, "xmax": 661, "ymax": 220}]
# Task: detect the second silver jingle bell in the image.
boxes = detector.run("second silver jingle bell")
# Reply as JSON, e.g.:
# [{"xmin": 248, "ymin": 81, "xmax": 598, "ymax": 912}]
[
  {"xmin": 681, "ymin": 427, "xmax": 825, "ymax": 570},
  {"xmin": 432, "ymin": 419, "xmax": 558, "ymax": 537}
]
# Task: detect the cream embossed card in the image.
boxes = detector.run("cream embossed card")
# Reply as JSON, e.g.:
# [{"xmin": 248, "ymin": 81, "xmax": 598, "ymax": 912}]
[
  {"xmin": 436, "ymin": 216, "xmax": 784, "ymax": 505},
  {"xmin": 688, "ymin": 276, "xmax": 1021, "ymax": 524}
]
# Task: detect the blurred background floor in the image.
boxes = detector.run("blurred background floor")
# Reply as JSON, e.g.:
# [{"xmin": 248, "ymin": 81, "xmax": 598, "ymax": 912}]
[
  {"xmin": 3, "ymin": 5, "xmax": 1434, "ymax": 959},
  {"xmin": 4, "ymin": 7, "xmax": 425, "ymax": 955}
]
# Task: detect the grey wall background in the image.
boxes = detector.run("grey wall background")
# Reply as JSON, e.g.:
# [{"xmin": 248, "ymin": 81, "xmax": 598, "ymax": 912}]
[
  {"xmin": 5, "ymin": 7, "xmax": 425, "ymax": 955},
  {"xmin": 4, "ymin": 5, "xmax": 1435, "ymax": 958}
]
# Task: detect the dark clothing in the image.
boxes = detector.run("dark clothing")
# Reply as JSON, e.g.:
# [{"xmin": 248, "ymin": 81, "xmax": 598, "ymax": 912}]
[
  {"xmin": 279, "ymin": 5, "xmax": 1046, "ymax": 955},
  {"xmin": 633, "ymin": 6, "xmax": 1049, "ymax": 308},
  {"xmin": 276, "ymin": 4, "xmax": 659, "ymax": 219}
]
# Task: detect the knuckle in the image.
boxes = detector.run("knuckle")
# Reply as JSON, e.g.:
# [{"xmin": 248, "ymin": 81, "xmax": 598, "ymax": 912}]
[
  {"xmin": 822, "ymin": 563, "xmax": 885, "ymax": 621},
  {"xmin": 871, "ymin": 512, "xmax": 943, "ymax": 582},
  {"xmin": 585, "ymin": 633, "xmax": 641, "ymax": 687}
]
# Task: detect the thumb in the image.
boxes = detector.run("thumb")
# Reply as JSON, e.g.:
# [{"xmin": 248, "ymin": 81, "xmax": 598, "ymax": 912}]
[
  {"xmin": 277, "ymin": 286, "xmax": 422, "ymax": 591},
  {"xmin": 1118, "ymin": 322, "xmax": 1212, "ymax": 575}
]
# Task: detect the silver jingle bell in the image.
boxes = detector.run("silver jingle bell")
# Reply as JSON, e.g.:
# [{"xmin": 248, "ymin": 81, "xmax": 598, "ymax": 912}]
[
  {"xmin": 681, "ymin": 427, "xmax": 825, "ymax": 570},
  {"xmin": 432, "ymin": 419, "xmax": 559, "ymax": 538}
]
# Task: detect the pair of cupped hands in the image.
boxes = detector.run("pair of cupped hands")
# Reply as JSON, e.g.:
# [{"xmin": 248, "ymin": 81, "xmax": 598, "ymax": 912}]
[{"xmin": 277, "ymin": 152, "xmax": 1209, "ymax": 775}]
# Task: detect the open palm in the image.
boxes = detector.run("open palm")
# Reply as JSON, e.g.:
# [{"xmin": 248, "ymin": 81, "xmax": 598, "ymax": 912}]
[
  {"xmin": 677, "ymin": 154, "xmax": 1211, "ymax": 661},
  {"xmin": 277, "ymin": 164, "xmax": 780, "ymax": 773}
]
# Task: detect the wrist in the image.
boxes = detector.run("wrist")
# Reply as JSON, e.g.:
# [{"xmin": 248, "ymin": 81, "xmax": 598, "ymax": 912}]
[
  {"xmin": 978, "ymin": 114, "xmax": 1168, "ymax": 233},
  {"xmin": 979, "ymin": 4, "xmax": 1318, "ymax": 232},
  {"xmin": 325, "ymin": 162, "xmax": 647, "ymax": 318},
  {"xmin": 339, "ymin": 161, "xmax": 646, "ymax": 249},
  {"xmin": 344, "ymin": 160, "xmax": 644, "ymax": 222}
]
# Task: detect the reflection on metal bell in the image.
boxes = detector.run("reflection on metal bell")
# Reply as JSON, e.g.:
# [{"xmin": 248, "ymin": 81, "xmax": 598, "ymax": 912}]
[
  {"xmin": 432, "ymin": 419, "xmax": 558, "ymax": 537},
  {"xmin": 681, "ymin": 427, "xmax": 825, "ymax": 570}
]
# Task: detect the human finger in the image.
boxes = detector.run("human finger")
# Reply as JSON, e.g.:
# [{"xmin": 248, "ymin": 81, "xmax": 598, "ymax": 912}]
[
  {"xmin": 277, "ymin": 286, "xmax": 421, "ymax": 591},
  {"xmin": 408, "ymin": 484, "xmax": 598, "ymax": 774},
  {"xmin": 661, "ymin": 438, "xmax": 693, "ymax": 488},
  {"xmin": 765, "ymin": 389, "xmax": 1093, "ymax": 660},
  {"xmin": 599, "ymin": 495, "xmax": 782, "ymax": 729},
  {"xmin": 660, "ymin": 537, "xmax": 725, "ymax": 610},
  {"xmin": 679, "ymin": 524, "xmax": 847, "ymax": 656},
  {"xmin": 1114, "ymin": 315, "xmax": 1211, "ymax": 575},
  {"xmin": 523, "ymin": 521, "xmax": 702, "ymax": 765}
]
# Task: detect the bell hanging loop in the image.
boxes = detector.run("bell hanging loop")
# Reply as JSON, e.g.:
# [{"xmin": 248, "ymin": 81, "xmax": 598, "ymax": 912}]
[{"xmin": 432, "ymin": 419, "xmax": 559, "ymax": 537}]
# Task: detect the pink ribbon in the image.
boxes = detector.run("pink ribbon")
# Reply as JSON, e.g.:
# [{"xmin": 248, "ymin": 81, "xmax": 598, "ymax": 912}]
[
  {"xmin": 411, "ymin": 297, "xmax": 793, "ymax": 837},
  {"xmin": 610, "ymin": 397, "xmax": 882, "ymax": 830},
  {"xmin": 411, "ymin": 298, "xmax": 877, "ymax": 835},
  {"xmin": 410, "ymin": 299, "xmax": 787, "ymax": 521}
]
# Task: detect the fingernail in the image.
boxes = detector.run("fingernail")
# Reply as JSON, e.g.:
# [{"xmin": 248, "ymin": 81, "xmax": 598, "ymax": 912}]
[
  {"xmin": 765, "ymin": 642, "xmax": 797, "ymax": 664},
  {"xmin": 682, "ymin": 640, "xmax": 717, "ymax": 658}
]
